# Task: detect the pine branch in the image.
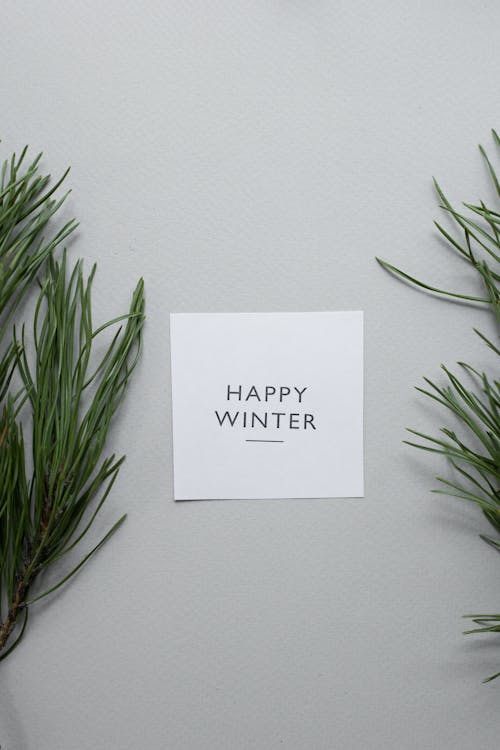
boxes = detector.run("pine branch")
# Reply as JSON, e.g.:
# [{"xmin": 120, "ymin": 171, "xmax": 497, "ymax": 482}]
[
  {"xmin": 0, "ymin": 145, "xmax": 145, "ymax": 659},
  {"xmin": 378, "ymin": 130, "xmax": 500, "ymax": 683}
]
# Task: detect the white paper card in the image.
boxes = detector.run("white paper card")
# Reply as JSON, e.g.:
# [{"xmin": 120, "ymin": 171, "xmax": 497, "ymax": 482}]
[{"xmin": 170, "ymin": 312, "xmax": 363, "ymax": 500}]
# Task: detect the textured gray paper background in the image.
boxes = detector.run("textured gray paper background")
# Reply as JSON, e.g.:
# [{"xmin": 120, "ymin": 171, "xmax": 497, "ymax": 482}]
[{"xmin": 1, "ymin": 2, "xmax": 500, "ymax": 748}]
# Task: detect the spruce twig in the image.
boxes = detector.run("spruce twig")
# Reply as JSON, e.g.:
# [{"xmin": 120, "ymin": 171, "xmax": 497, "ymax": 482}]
[{"xmin": 377, "ymin": 130, "xmax": 500, "ymax": 682}]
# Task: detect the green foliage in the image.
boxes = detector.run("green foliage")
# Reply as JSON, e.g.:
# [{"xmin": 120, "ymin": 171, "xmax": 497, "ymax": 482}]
[
  {"xmin": 0, "ymin": 146, "xmax": 145, "ymax": 659},
  {"xmin": 377, "ymin": 131, "xmax": 500, "ymax": 682}
]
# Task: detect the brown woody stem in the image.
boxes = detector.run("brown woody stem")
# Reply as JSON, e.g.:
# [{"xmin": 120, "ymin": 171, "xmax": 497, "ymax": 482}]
[{"xmin": 0, "ymin": 577, "xmax": 28, "ymax": 651}]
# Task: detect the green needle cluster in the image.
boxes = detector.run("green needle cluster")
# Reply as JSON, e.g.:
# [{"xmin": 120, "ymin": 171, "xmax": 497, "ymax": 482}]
[
  {"xmin": 378, "ymin": 131, "xmax": 500, "ymax": 683},
  {"xmin": 0, "ymin": 146, "xmax": 145, "ymax": 659}
]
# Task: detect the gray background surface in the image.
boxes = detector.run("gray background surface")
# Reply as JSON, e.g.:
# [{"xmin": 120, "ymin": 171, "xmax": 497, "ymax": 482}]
[{"xmin": 1, "ymin": 2, "xmax": 500, "ymax": 748}]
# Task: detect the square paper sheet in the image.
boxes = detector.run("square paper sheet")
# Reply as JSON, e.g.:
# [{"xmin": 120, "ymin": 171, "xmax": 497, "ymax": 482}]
[{"xmin": 170, "ymin": 312, "xmax": 363, "ymax": 500}]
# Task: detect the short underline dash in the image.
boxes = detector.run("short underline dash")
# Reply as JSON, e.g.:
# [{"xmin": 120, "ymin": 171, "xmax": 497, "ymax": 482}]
[{"xmin": 245, "ymin": 439, "xmax": 284, "ymax": 443}]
